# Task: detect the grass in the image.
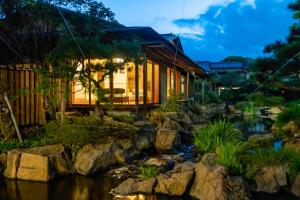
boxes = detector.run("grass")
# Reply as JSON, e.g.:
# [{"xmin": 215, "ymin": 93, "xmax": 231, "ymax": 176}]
[
  {"xmin": 275, "ymin": 105, "xmax": 300, "ymax": 131},
  {"xmin": 217, "ymin": 143, "xmax": 243, "ymax": 174},
  {"xmin": 241, "ymin": 147, "xmax": 300, "ymax": 181},
  {"xmin": 193, "ymin": 120, "xmax": 241, "ymax": 154},
  {"xmin": 0, "ymin": 138, "xmax": 46, "ymax": 153},
  {"xmin": 138, "ymin": 165, "xmax": 159, "ymax": 179},
  {"xmin": 108, "ymin": 113, "xmax": 137, "ymax": 124},
  {"xmin": 44, "ymin": 116, "xmax": 137, "ymax": 146}
]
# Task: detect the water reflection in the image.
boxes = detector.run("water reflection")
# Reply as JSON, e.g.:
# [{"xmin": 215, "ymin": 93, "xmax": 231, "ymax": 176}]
[{"xmin": 0, "ymin": 174, "xmax": 191, "ymax": 200}]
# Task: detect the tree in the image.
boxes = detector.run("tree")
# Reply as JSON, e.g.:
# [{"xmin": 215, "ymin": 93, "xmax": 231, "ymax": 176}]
[
  {"xmin": 0, "ymin": 0, "xmax": 138, "ymax": 121},
  {"xmin": 221, "ymin": 56, "xmax": 252, "ymax": 63},
  {"xmin": 250, "ymin": 0, "xmax": 300, "ymax": 95}
]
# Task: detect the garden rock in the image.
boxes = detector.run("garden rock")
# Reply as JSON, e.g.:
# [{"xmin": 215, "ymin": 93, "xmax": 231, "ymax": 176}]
[
  {"xmin": 254, "ymin": 165, "xmax": 288, "ymax": 193},
  {"xmin": 144, "ymin": 157, "xmax": 169, "ymax": 169},
  {"xmin": 162, "ymin": 117, "xmax": 184, "ymax": 131},
  {"xmin": 155, "ymin": 161, "xmax": 195, "ymax": 196},
  {"xmin": 292, "ymin": 173, "xmax": 300, "ymax": 198},
  {"xmin": 226, "ymin": 176, "xmax": 251, "ymax": 200},
  {"xmin": 114, "ymin": 177, "xmax": 156, "ymax": 195},
  {"xmin": 155, "ymin": 129, "xmax": 181, "ymax": 153},
  {"xmin": 285, "ymin": 138, "xmax": 300, "ymax": 152},
  {"xmin": 113, "ymin": 148, "xmax": 126, "ymax": 165},
  {"xmin": 248, "ymin": 134, "xmax": 274, "ymax": 146},
  {"xmin": 189, "ymin": 154, "xmax": 228, "ymax": 200},
  {"xmin": 189, "ymin": 153, "xmax": 250, "ymax": 200},
  {"xmin": 0, "ymin": 153, "xmax": 7, "ymax": 171},
  {"xmin": 75, "ymin": 143, "xmax": 116, "ymax": 175},
  {"xmin": 24, "ymin": 144, "xmax": 73, "ymax": 175},
  {"xmin": 4, "ymin": 150, "xmax": 21, "ymax": 179},
  {"xmin": 16, "ymin": 153, "xmax": 55, "ymax": 182},
  {"xmin": 269, "ymin": 107, "xmax": 283, "ymax": 114},
  {"xmin": 136, "ymin": 135, "xmax": 150, "ymax": 151}
]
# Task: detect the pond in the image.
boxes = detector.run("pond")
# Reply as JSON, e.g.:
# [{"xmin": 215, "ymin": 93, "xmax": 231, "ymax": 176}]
[{"xmin": 0, "ymin": 172, "xmax": 298, "ymax": 200}]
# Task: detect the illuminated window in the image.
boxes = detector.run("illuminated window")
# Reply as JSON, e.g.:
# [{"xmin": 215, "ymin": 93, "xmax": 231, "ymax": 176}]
[
  {"xmin": 138, "ymin": 64, "xmax": 144, "ymax": 104},
  {"xmin": 147, "ymin": 61, "xmax": 153, "ymax": 103},
  {"xmin": 154, "ymin": 63, "xmax": 160, "ymax": 103}
]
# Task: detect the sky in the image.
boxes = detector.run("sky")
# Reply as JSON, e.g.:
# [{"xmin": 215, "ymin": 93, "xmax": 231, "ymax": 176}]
[{"xmin": 101, "ymin": 0, "xmax": 295, "ymax": 62}]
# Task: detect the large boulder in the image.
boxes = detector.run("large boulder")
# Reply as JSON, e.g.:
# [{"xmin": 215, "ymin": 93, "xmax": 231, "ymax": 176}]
[
  {"xmin": 189, "ymin": 154, "xmax": 250, "ymax": 200},
  {"xmin": 24, "ymin": 144, "xmax": 73, "ymax": 175},
  {"xmin": 5, "ymin": 144, "xmax": 73, "ymax": 180},
  {"xmin": 0, "ymin": 153, "xmax": 7, "ymax": 174},
  {"xmin": 16, "ymin": 153, "xmax": 55, "ymax": 182},
  {"xmin": 4, "ymin": 150, "xmax": 21, "ymax": 179},
  {"xmin": 155, "ymin": 129, "xmax": 181, "ymax": 153},
  {"xmin": 292, "ymin": 173, "xmax": 300, "ymax": 198},
  {"xmin": 254, "ymin": 165, "xmax": 288, "ymax": 193},
  {"xmin": 155, "ymin": 161, "xmax": 195, "ymax": 196},
  {"xmin": 162, "ymin": 117, "xmax": 184, "ymax": 131},
  {"xmin": 189, "ymin": 154, "xmax": 228, "ymax": 200},
  {"xmin": 75, "ymin": 143, "xmax": 116, "ymax": 175},
  {"xmin": 114, "ymin": 177, "xmax": 156, "ymax": 195}
]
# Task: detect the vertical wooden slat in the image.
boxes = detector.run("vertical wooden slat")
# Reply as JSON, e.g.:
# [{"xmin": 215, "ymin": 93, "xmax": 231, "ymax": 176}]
[
  {"xmin": 38, "ymin": 74, "xmax": 45, "ymax": 123},
  {"xmin": 35, "ymin": 73, "xmax": 39, "ymax": 123},
  {"xmin": 30, "ymin": 71, "xmax": 35, "ymax": 124},
  {"xmin": 15, "ymin": 69, "xmax": 20, "ymax": 125},
  {"xmin": 25, "ymin": 70, "xmax": 30, "ymax": 125},
  {"xmin": 20, "ymin": 69, "xmax": 25, "ymax": 125}
]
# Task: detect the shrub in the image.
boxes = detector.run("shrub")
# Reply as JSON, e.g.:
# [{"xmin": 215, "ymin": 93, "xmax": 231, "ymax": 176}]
[
  {"xmin": 109, "ymin": 113, "xmax": 137, "ymax": 124},
  {"xmin": 275, "ymin": 105, "xmax": 300, "ymax": 131},
  {"xmin": 246, "ymin": 92, "xmax": 285, "ymax": 107},
  {"xmin": 287, "ymin": 99, "xmax": 300, "ymax": 107},
  {"xmin": 138, "ymin": 165, "xmax": 159, "ymax": 178},
  {"xmin": 44, "ymin": 116, "xmax": 137, "ymax": 146},
  {"xmin": 193, "ymin": 120, "xmax": 241, "ymax": 154},
  {"xmin": 0, "ymin": 138, "xmax": 46, "ymax": 153},
  {"xmin": 217, "ymin": 143, "xmax": 243, "ymax": 174},
  {"xmin": 241, "ymin": 147, "xmax": 300, "ymax": 181},
  {"xmin": 162, "ymin": 90, "xmax": 183, "ymax": 112}
]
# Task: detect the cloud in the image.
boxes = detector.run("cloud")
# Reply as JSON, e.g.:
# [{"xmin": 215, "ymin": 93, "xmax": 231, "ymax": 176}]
[{"xmin": 174, "ymin": 0, "xmax": 294, "ymax": 61}]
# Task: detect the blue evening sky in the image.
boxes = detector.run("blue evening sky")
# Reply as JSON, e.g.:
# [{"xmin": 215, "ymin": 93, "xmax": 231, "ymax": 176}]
[{"xmin": 101, "ymin": 0, "xmax": 295, "ymax": 61}]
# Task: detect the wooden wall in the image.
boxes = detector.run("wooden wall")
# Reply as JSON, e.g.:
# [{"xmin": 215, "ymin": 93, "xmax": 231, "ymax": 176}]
[{"xmin": 0, "ymin": 66, "xmax": 45, "ymax": 126}]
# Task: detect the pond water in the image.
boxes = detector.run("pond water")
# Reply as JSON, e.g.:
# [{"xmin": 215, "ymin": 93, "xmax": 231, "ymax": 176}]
[{"xmin": 0, "ymin": 172, "xmax": 298, "ymax": 200}]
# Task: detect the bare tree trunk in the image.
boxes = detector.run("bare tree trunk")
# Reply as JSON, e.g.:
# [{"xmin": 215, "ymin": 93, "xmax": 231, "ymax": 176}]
[{"xmin": 3, "ymin": 93, "xmax": 23, "ymax": 142}]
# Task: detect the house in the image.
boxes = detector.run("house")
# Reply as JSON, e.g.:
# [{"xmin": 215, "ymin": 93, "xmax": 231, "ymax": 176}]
[
  {"xmin": 197, "ymin": 61, "xmax": 249, "ymax": 91},
  {"xmin": 0, "ymin": 27, "xmax": 207, "ymax": 126}
]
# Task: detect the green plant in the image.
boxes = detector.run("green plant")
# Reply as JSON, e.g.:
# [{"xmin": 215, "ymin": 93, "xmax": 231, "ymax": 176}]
[
  {"xmin": 217, "ymin": 143, "xmax": 243, "ymax": 174},
  {"xmin": 193, "ymin": 120, "xmax": 241, "ymax": 154},
  {"xmin": 163, "ymin": 90, "xmax": 183, "ymax": 112},
  {"xmin": 138, "ymin": 165, "xmax": 159, "ymax": 178},
  {"xmin": 44, "ymin": 116, "xmax": 137, "ymax": 146},
  {"xmin": 0, "ymin": 138, "xmax": 46, "ymax": 153},
  {"xmin": 275, "ymin": 105, "xmax": 300, "ymax": 131},
  {"xmin": 246, "ymin": 92, "xmax": 285, "ymax": 107},
  {"xmin": 109, "ymin": 113, "xmax": 137, "ymax": 124},
  {"xmin": 241, "ymin": 147, "xmax": 300, "ymax": 181}
]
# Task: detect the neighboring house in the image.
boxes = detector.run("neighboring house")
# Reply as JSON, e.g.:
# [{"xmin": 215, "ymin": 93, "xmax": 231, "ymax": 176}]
[
  {"xmin": 197, "ymin": 61, "xmax": 249, "ymax": 75},
  {"xmin": 197, "ymin": 61, "xmax": 249, "ymax": 90},
  {"xmin": 0, "ymin": 27, "xmax": 207, "ymax": 126}
]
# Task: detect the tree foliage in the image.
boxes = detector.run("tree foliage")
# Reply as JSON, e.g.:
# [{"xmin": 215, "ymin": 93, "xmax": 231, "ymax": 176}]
[{"xmin": 250, "ymin": 0, "xmax": 300, "ymax": 95}]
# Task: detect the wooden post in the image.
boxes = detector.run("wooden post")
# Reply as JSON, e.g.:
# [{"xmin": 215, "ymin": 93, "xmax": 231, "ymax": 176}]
[{"xmin": 4, "ymin": 93, "xmax": 23, "ymax": 142}]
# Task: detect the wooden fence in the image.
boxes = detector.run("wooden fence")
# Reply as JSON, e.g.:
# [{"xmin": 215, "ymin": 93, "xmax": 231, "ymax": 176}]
[{"xmin": 0, "ymin": 66, "xmax": 45, "ymax": 126}]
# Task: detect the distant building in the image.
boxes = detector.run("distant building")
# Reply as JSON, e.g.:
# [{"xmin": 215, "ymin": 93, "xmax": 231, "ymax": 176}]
[
  {"xmin": 197, "ymin": 61, "xmax": 250, "ymax": 92},
  {"xmin": 197, "ymin": 61, "xmax": 249, "ymax": 75}
]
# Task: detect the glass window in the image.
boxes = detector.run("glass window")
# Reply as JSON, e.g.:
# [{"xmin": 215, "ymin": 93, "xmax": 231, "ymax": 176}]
[
  {"xmin": 154, "ymin": 63, "xmax": 160, "ymax": 103},
  {"xmin": 138, "ymin": 64, "xmax": 144, "ymax": 104},
  {"xmin": 112, "ymin": 63, "xmax": 136, "ymax": 104},
  {"xmin": 181, "ymin": 74, "xmax": 186, "ymax": 97},
  {"xmin": 147, "ymin": 61, "xmax": 153, "ymax": 103}
]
